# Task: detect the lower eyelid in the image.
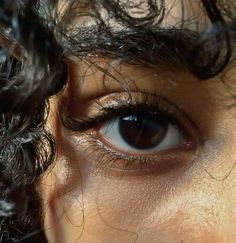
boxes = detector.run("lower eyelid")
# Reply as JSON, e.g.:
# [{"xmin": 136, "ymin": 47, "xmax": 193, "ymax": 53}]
[{"xmin": 79, "ymin": 133, "xmax": 198, "ymax": 176}]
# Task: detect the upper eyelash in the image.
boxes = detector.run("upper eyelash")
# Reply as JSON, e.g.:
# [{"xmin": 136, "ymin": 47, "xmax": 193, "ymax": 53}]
[{"xmin": 60, "ymin": 94, "xmax": 187, "ymax": 133}]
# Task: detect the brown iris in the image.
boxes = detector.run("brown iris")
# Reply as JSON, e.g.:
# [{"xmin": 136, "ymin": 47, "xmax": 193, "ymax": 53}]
[{"xmin": 118, "ymin": 112, "xmax": 168, "ymax": 150}]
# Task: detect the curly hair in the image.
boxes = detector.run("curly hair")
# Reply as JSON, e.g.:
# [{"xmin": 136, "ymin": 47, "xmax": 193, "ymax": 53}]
[{"xmin": 0, "ymin": 0, "xmax": 235, "ymax": 242}]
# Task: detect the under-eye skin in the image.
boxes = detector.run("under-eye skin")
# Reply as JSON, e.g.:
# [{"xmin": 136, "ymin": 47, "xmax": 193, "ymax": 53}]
[{"xmin": 61, "ymin": 92, "xmax": 200, "ymax": 174}]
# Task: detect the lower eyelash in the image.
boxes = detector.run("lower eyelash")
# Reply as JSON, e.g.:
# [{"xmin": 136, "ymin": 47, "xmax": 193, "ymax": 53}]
[
  {"xmin": 77, "ymin": 133, "xmax": 194, "ymax": 176},
  {"xmin": 82, "ymin": 134, "xmax": 139, "ymax": 170},
  {"xmin": 75, "ymin": 133, "xmax": 147, "ymax": 173}
]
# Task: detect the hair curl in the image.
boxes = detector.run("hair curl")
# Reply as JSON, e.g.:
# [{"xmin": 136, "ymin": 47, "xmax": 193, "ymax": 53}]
[{"xmin": 0, "ymin": 0, "xmax": 236, "ymax": 242}]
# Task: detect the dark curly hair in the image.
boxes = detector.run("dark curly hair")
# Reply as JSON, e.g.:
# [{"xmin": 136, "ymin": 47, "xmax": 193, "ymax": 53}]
[{"xmin": 0, "ymin": 0, "xmax": 235, "ymax": 242}]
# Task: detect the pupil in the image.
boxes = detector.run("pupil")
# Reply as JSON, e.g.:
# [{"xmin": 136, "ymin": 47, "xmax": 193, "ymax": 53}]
[{"xmin": 118, "ymin": 113, "xmax": 168, "ymax": 150}]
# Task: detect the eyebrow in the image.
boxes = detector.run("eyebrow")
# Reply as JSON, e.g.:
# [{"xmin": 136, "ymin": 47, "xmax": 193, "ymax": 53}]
[{"xmin": 64, "ymin": 27, "xmax": 200, "ymax": 69}]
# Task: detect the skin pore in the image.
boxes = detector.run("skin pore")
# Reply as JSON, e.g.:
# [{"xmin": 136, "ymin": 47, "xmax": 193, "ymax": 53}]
[{"xmin": 39, "ymin": 1, "xmax": 236, "ymax": 243}]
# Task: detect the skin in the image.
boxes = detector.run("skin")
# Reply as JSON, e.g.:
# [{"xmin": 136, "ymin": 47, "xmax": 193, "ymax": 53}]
[{"xmin": 39, "ymin": 1, "xmax": 236, "ymax": 243}]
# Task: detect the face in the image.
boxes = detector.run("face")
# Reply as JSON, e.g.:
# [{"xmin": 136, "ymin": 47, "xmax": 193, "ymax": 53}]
[{"xmin": 39, "ymin": 1, "xmax": 236, "ymax": 242}]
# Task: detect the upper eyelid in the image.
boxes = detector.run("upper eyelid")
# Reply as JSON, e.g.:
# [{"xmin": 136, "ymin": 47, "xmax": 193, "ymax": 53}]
[
  {"xmin": 59, "ymin": 92, "xmax": 197, "ymax": 137},
  {"xmin": 60, "ymin": 94, "xmax": 170, "ymax": 132}
]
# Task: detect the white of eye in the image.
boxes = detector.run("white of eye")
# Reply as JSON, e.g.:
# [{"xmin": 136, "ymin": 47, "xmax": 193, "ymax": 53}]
[{"xmin": 98, "ymin": 114, "xmax": 183, "ymax": 154}]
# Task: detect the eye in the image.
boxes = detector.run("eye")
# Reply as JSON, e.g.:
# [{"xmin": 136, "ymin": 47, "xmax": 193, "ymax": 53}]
[{"xmin": 98, "ymin": 112, "xmax": 191, "ymax": 155}]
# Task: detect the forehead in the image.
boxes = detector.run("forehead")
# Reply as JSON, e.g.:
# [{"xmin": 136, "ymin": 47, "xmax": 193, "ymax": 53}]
[
  {"xmin": 53, "ymin": 0, "xmax": 235, "ymax": 83},
  {"xmin": 57, "ymin": 0, "xmax": 208, "ymax": 31}
]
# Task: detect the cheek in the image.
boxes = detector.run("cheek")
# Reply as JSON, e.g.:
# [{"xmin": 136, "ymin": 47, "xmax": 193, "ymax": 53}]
[
  {"xmin": 41, "ymin": 97, "xmax": 236, "ymax": 242},
  {"xmin": 39, "ymin": 149, "xmax": 236, "ymax": 243}
]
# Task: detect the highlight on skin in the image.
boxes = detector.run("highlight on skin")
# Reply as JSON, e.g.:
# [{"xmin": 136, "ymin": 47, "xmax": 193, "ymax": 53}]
[{"xmin": 1, "ymin": 0, "xmax": 236, "ymax": 242}]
